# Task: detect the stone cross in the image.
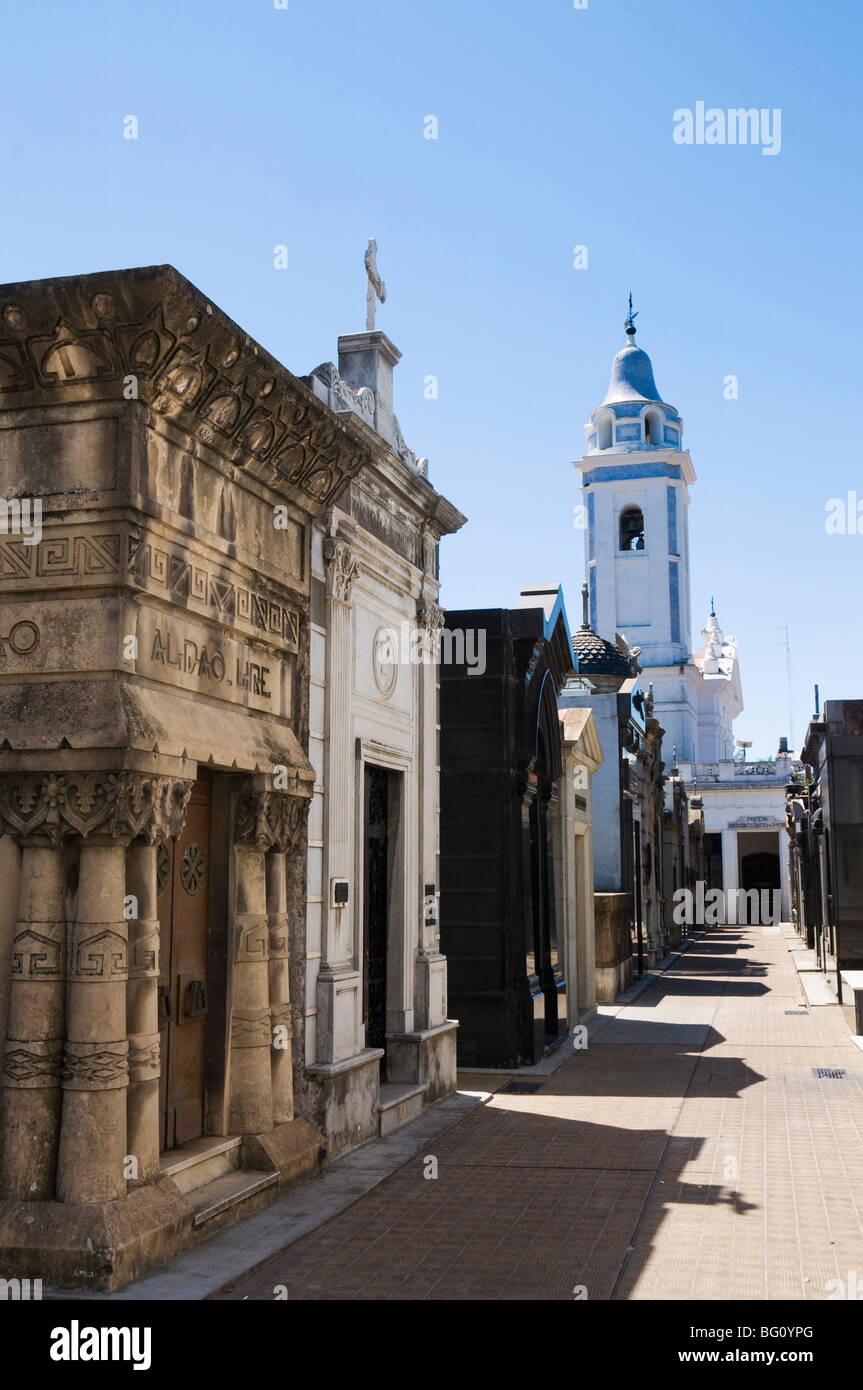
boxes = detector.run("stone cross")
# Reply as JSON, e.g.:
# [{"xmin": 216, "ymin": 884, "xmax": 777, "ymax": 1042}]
[{"xmin": 364, "ymin": 238, "xmax": 386, "ymax": 331}]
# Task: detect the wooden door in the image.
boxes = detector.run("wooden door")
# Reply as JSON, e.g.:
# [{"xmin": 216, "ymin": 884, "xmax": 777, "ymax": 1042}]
[{"xmin": 157, "ymin": 776, "xmax": 211, "ymax": 1151}]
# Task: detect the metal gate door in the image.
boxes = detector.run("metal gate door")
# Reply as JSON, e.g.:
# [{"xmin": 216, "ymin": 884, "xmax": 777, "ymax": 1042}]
[{"xmin": 363, "ymin": 765, "xmax": 388, "ymax": 1059}]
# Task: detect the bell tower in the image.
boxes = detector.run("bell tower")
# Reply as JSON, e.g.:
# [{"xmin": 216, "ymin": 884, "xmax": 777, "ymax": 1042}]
[
  {"xmin": 575, "ymin": 301, "xmax": 696, "ymax": 667},
  {"xmin": 574, "ymin": 302, "xmax": 700, "ymax": 758}
]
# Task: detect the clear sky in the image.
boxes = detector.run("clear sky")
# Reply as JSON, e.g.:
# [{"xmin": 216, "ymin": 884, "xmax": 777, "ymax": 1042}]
[{"xmin": 2, "ymin": 0, "xmax": 860, "ymax": 758}]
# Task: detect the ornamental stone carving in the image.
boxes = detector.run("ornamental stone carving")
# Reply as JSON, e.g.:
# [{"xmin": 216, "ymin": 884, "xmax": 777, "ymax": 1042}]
[
  {"xmin": 233, "ymin": 789, "xmax": 310, "ymax": 854},
  {"xmin": 11, "ymin": 926, "xmax": 64, "ymax": 979},
  {"xmin": 323, "ymin": 537, "xmax": 360, "ymax": 602},
  {"xmin": 268, "ymin": 913, "xmax": 290, "ymax": 960},
  {"xmin": 235, "ymin": 913, "xmax": 270, "ymax": 963},
  {"xmin": 128, "ymin": 925, "xmax": 160, "ymax": 979},
  {"xmin": 62, "ymin": 1039, "xmax": 129, "ymax": 1091},
  {"xmin": 3, "ymin": 1039, "xmax": 63, "ymax": 1088},
  {"xmin": 128, "ymin": 1034, "xmax": 161, "ymax": 1083},
  {"xmin": 0, "ymin": 268, "xmax": 371, "ymax": 510},
  {"xmin": 417, "ymin": 598, "xmax": 445, "ymax": 660},
  {"xmin": 270, "ymin": 1002, "xmax": 292, "ymax": 1031},
  {"xmin": 0, "ymin": 771, "xmax": 194, "ymax": 846},
  {"xmin": 230, "ymin": 1009, "xmax": 273, "ymax": 1048},
  {"xmin": 68, "ymin": 927, "xmax": 127, "ymax": 982},
  {"xmin": 372, "ymin": 626, "xmax": 398, "ymax": 698}
]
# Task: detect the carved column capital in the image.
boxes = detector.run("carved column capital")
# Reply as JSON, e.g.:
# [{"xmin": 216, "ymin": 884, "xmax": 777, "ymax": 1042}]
[
  {"xmin": 0, "ymin": 771, "xmax": 194, "ymax": 846},
  {"xmin": 233, "ymin": 788, "xmax": 311, "ymax": 853},
  {"xmin": 323, "ymin": 537, "xmax": 360, "ymax": 602},
  {"xmin": 417, "ymin": 597, "xmax": 445, "ymax": 638}
]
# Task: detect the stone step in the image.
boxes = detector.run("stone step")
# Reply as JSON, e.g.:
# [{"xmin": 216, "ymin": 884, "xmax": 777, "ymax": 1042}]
[
  {"xmin": 187, "ymin": 1168, "xmax": 279, "ymax": 1228},
  {"xmin": 159, "ymin": 1135, "xmax": 242, "ymax": 1196},
  {"xmin": 377, "ymin": 1082, "xmax": 426, "ymax": 1137}
]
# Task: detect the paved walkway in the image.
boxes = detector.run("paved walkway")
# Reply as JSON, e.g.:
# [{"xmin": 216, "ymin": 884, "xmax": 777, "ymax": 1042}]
[{"xmin": 213, "ymin": 924, "xmax": 863, "ymax": 1301}]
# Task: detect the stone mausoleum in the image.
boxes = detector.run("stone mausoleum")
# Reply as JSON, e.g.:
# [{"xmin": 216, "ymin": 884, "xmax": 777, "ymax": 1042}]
[
  {"xmin": 0, "ymin": 263, "xmax": 459, "ymax": 1289},
  {"xmin": 301, "ymin": 322, "xmax": 465, "ymax": 1153}
]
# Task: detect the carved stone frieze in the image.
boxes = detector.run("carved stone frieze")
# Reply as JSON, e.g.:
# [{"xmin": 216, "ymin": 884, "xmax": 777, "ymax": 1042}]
[
  {"xmin": 0, "ymin": 267, "xmax": 372, "ymax": 511},
  {"xmin": 0, "ymin": 524, "xmax": 303, "ymax": 653},
  {"xmin": 0, "ymin": 771, "xmax": 194, "ymax": 846},
  {"xmin": 233, "ymin": 788, "xmax": 310, "ymax": 854}
]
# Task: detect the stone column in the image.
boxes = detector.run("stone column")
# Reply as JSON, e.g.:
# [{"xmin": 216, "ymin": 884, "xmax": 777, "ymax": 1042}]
[
  {"xmin": 721, "ymin": 828, "xmax": 739, "ymax": 921},
  {"xmin": 230, "ymin": 787, "xmax": 282, "ymax": 1135},
  {"xmin": 315, "ymin": 535, "xmax": 363, "ymax": 1065},
  {"xmin": 125, "ymin": 842, "xmax": 161, "ymax": 1186},
  {"xmin": 0, "ymin": 837, "xmax": 66, "ymax": 1200},
  {"xmin": 321, "ymin": 536, "xmax": 358, "ymax": 972},
  {"xmin": 267, "ymin": 847, "xmax": 293, "ymax": 1125},
  {"xmin": 0, "ymin": 770, "xmax": 193, "ymax": 1206},
  {"xmin": 414, "ymin": 596, "xmax": 446, "ymax": 1030},
  {"xmin": 57, "ymin": 839, "xmax": 129, "ymax": 1205},
  {"xmin": 777, "ymin": 828, "xmax": 791, "ymax": 924}
]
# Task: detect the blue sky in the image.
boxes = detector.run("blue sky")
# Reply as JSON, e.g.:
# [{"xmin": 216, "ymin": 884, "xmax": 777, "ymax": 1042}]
[{"xmin": 2, "ymin": 0, "xmax": 860, "ymax": 758}]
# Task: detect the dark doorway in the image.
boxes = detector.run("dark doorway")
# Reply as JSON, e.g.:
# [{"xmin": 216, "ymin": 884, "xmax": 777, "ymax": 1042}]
[
  {"xmin": 157, "ymin": 773, "xmax": 211, "ymax": 1151},
  {"xmin": 741, "ymin": 852, "xmax": 780, "ymax": 893},
  {"xmin": 739, "ymin": 850, "xmax": 780, "ymax": 924},
  {"xmin": 525, "ymin": 727, "xmax": 566, "ymax": 1057},
  {"xmin": 703, "ymin": 833, "xmax": 723, "ymax": 892},
  {"xmin": 363, "ymin": 765, "xmax": 389, "ymax": 1067}
]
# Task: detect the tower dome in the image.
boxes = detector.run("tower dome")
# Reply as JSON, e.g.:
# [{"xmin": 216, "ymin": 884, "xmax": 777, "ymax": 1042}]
[
  {"xmin": 603, "ymin": 339, "xmax": 661, "ymax": 405},
  {"xmin": 584, "ymin": 299, "xmax": 682, "ymax": 455}
]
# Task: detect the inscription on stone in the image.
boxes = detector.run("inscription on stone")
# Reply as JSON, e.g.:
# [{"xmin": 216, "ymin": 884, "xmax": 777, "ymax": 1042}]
[
  {"xmin": 151, "ymin": 628, "xmax": 227, "ymax": 683},
  {"xmin": 139, "ymin": 611, "xmax": 286, "ymax": 716}
]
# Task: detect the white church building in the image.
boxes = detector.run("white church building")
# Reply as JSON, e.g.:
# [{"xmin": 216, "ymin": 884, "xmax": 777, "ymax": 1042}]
[{"xmin": 574, "ymin": 307, "xmax": 794, "ymax": 921}]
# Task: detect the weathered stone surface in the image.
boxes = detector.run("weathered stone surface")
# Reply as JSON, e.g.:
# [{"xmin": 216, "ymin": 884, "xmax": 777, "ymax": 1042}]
[
  {"xmin": 241, "ymin": 1117, "xmax": 326, "ymax": 1187},
  {"xmin": 0, "ymin": 1180, "xmax": 193, "ymax": 1291}
]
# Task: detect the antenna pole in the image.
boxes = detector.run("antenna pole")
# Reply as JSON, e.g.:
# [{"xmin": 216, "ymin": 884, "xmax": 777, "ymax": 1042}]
[{"xmin": 778, "ymin": 626, "xmax": 793, "ymax": 751}]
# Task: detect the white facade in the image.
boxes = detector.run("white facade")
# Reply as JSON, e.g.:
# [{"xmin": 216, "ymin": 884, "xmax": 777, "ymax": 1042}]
[
  {"xmin": 679, "ymin": 759, "xmax": 794, "ymax": 920},
  {"xmin": 302, "ymin": 332, "xmax": 465, "ymax": 1155}
]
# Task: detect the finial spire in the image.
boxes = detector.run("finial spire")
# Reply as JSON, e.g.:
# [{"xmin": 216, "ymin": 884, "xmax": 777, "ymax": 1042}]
[
  {"xmin": 710, "ymin": 595, "xmax": 715, "ymax": 617},
  {"xmin": 625, "ymin": 291, "xmax": 638, "ymax": 338},
  {"xmin": 581, "ymin": 582, "xmax": 590, "ymax": 629}
]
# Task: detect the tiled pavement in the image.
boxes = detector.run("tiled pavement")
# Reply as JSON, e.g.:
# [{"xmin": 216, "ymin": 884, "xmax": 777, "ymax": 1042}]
[{"xmin": 213, "ymin": 924, "xmax": 863, "ymax": 1300}]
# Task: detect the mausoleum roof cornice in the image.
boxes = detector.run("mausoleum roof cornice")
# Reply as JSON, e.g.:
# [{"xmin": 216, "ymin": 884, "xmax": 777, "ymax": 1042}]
[{"xmin": 0, "ymin": 263, "xmax": 394, "ymax": 516}]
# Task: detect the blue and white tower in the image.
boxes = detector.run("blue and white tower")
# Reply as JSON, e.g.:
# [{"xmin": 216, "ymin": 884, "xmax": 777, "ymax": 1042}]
[{"xmin": 574, "ymin": 303, "xmax": 710, "ymax": 762}]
